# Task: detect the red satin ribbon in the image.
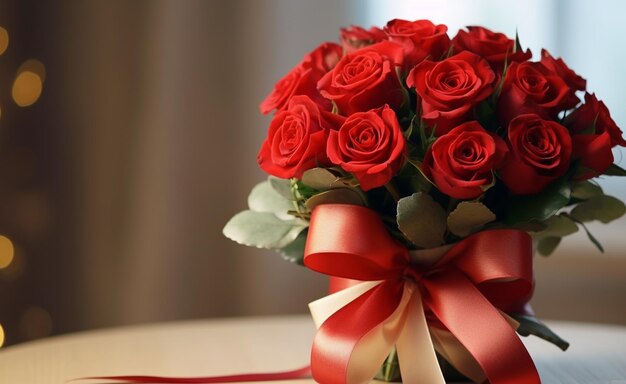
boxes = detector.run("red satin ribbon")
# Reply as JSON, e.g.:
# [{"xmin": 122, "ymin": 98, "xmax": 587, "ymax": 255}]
[
  {"xmin": 304, "ymin": 204, "xmax": 540, "ymax": 384},
  {"xmin": 83, "ymin": 366, "xmax": 311, "ymax": 383}
]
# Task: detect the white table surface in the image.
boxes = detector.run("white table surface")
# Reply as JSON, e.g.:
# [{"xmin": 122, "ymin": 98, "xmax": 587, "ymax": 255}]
[{"xmin": 0, "ymin": 315, "xmax": 625, "ymax": 383}]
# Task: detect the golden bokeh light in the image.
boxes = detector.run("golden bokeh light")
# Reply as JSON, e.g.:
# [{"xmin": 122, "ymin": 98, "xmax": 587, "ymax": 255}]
[
  {"xmin": 18, "ymin": 59, "xmax": 46, "ymax": 82},
  {"xmin": 0, "ymin": 323, "xmax": 5, "ymax": 348},
  {"xmin": 0, "ymin": 26, "xmax": 8, "ymax": 55},
  {"xmin": 0, "ymin": 235, "xmax": 14, "ymax": 269},
  {"xmin": 12, "ymin": 71, "xmax": 43, "ymax": 107}
]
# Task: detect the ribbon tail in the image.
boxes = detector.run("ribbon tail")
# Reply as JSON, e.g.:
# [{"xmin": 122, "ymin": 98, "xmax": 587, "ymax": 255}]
[
  {"xmin": 424, "ymin": 270, "xmax": 541, "ymax": 384},
  {"xmin": 430, "ymin": 326, "xmax": 486, "ymax": 383},
  {"xmin": 310, "ymin": 280, "xmax": 408, "ymax": 384},
  {"xmin": 81, "ymin": 366, "xmax": 311, "ymax": 383},
  {"xmin": 430, "ymin": 310, "xmax": 520, "ymax": 384},
  {"xmin": 395, "ymin": 288, "xmax": 445, "ymax": 384}
]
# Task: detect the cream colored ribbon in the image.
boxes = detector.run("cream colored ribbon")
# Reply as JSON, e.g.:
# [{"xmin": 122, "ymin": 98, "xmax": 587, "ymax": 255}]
[{"xmin": 309, "ymin": 281, "xmax": 445, "ymax": 384}]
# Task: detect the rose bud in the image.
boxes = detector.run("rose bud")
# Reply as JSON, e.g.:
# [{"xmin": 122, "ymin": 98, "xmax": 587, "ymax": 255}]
[
  {"xmin": 327, "ymin": 105, "xmax": 406, "ymax": 190},
  {"xmin": 452, "ymin": 26, "xmax": 531, "ymax": 71},
  {"xmin": 497, "ymin": 61, "xmax": 578, "ymax": 126},
  {"xmin": 422, "ymin": 121, "xmax": 507, "ymax": 199},
  {"xmin": 566, "ymin": 93, "xmax": 626, "ymax": 178},
  {"xmin": 499, "ymin": 114, "xmax": 572, "ymax": 195},
  {"xmin": 260, "ymin": 42, "xmax": 342, "ymax": 114},
  {"xmin": 318, "ymin": 41, "xmax": 406, "ymax": 115},
  {"xmin": 340, "ymin": 25, "xmax": 387, "ymax": 54},
  {"xmin": 406, "ymin": 51, "xmax": 496, "ymax": 135},
  {"xmin": 384, "ymin": 19, "xmax": 451, "ymax": 67},
  {"xmin": 540, "ymin": 49, "xmax": 586, "ymax": 92},
  {"xmin": 258, "ymin": 95, "xmax": 344, "ymax": 179}
]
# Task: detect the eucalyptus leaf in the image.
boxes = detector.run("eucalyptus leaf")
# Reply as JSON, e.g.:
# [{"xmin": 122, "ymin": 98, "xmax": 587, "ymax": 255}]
[
  {"xmin": 397, "ymin": 192, "xmax": 446, "ymax": 248},
  {"xmin": 570, "ymin": 180, "xmax": 603, "ymax": 200},
  {"xmin": 537, "ymin": 236, "xmax": 561, "ymax": 256},
  {"xmin": 330, "ymin": 176, "xmax": 360, "ymax": 189},
  {"xmin": 268, "ymin": 176, "xmax": 294, "ymax": 200},
  {"xmin": 513, "ymin": 314, "xmax": 570, "ymax": 351},
  {"xmin": 504, "ymin": 179, "xmax": 571, "ymax": 224},
  {"xmin": 570, "ymin": 195, "xmax": 626, "ymax": 224},
  {"xmin": 247, "ymin": 180, "xmax": 294, "ymax": 220},
  {"xmin": 534, "ymin": 214, "xmax": 579, "ymax": 239},
  {"xmin": 569, "ymin": 216, "xmax": 605, "ymax": 253},
  {"xmin": 603, "ymin": 163, "xmax": 626, "ymax": 176},
  {"xmin": 223, "ymin": 210, "xmax": 307, "ymax": 249},
  {"xmin": 305, "ymin": 188, "xmax": 365, "ymax": 212},
  {"xmin": 301, "ymin": 168, "xmax": 342, "ymax": 190},
  {"xmin": 447, "ymin": 201, "xmax": 496, "ymax": 237},
  {"xmin": 278, "ymin": 229, "xmax": 308, "ymax": 264}
]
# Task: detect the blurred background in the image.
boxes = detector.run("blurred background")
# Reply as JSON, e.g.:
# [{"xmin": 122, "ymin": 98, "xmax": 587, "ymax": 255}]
[{"xmin": 0, "ymin": 0, "xmax": 624, "ymax": 348}]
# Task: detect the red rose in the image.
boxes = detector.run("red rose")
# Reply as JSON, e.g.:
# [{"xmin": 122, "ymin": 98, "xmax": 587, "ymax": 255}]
[
  {"xmin": 318, "ymin": 41, "xmax": 406, "ymax": 115},
  {"xmin": 422, "ymin": 121, "xmax": 507, "ymax": 199},
  {"xmin": 566, "ymin": 93, "xmax": 626, "ymax": 178},
  {"xmin": 499, "ymin": 114, "xmax": 572, "ymax": 195},
  {"xmin": 340, "ymin": 25, "xmax": 387, "ymax": 54},
  {"xmin": 498, "ymin": 61, "xmax": 578, "ymax": 126},
  {"xmin": 384, "ymin": 19, "xmax": 450, "ymax": 68},
  {"xmin": 406, "ymin": 51, "xmax": 496, "ymax": 134},
  {"xmin": 305, "ymin": 41, "xmax": 343, "ymax": 74},
  {"xmin": 540, "ymin": 49, "xmax": 586, "ymax": 91},
  {"xmin": 452, "ymin": 26, "xmax": 531, "ymax": 70},
  {"xmin": 327, "ymin": 105, "xmax": 406, "ymax": 190},
  {"xmin": 259, "ymin": 42, "xmax": 342, "ymax": 114},
  {"xmin": 257, "ymin": 95, "xmax": 344, "ymax": 179}
]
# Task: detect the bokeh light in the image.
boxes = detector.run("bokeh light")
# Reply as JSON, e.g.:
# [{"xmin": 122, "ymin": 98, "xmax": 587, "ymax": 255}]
[
  {"xmin": 0, "ymin": 26, "xmax": 8, "ymax": 55},
  {"xmin": 18, "ymin": 59, "xmax": 46, "ymax": 82},
  {"xmin": 0, "ymin": 324, "xmax": 4, "ymax": 348},
  {"xmin": 12, "ymin": 70, "xmax": 43, "ymax": 107},
  {"xmin": 0, "ymin": 235, "xmax": 15, "ymax": 269}
]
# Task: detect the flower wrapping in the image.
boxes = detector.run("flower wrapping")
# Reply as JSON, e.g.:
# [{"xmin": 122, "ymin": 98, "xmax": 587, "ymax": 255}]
[{"xmin": 225, "ymin": 18, "xmax": 626, "ymax": 384}]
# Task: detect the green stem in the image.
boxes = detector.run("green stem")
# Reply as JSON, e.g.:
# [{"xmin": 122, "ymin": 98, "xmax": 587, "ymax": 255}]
[{"xmin": 384, "ymin": 180, "xmax": 401, "ymax": 202}]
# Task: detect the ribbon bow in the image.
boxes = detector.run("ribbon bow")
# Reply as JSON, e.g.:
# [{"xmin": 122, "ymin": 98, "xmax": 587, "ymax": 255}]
[{"xmin": 304, "ymin": 204, "xmax": 540, "ymax": 384}]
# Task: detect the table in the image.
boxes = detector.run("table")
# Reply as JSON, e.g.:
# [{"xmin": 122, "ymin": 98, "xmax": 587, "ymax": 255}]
[{"xmin": 0, "ymin": 315, "xmax": 625, "ymax": 383}]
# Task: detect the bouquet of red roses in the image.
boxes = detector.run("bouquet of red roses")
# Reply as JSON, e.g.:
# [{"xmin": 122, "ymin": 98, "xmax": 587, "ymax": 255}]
[{"xmin": 224, "ymin": 19, "xmax": 626, "ymax": 384}]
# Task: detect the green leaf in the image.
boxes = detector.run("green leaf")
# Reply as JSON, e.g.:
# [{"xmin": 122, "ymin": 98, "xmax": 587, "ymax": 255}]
[
  {"xmin": 537, "ymin": 236, "xmax": 561, "ymax": 256},
  {"xmin": 513, "ymin": 314, "xmax": 570, "ymax": 351},
  {"xmin": 447, "ymin": 201, "xmax": 496, "ymax": 237},
  {"xmin": 223, "ymin": 210, "xmax": 307, "ymax": 249},
  {"xmin": 301, "ymin": 168, "xmax": 342, "ymax": 190},
  {"xmin": 570, "ymin": 180, "xmax": 603, "ymax": 200},
  {"xmin": 513, "ymin": 29, "xmax": 522, "ymax": 54},
  {"xmin": 573, "ymin": 216, "xmax": 605, "ymax": 253},
  {"xmin": 535, "ymin": 214, "xmax": 579, "ymax": 238},
  {"xmin": 504, "ymin": 179, "xmax": 571, "ymax": 224},
  {"xmin": 374, "ymin": 347, "xmax": 401, "ymax": 382},
  {"xmin": 603, "ymin": 163, "xmax": 626, "ymax": 176},
  {"xmin": 268, "ymin": 176, "xmax": 294, "ymax": 200},
  {"xmin": 278, "ymin": 229, "xmax": 308, "ymax": 265},
  {"xmin": 305, "ymin": 188, "xmax": 365, "ymax": 212},
  {"xmin": 397, "ymin": 192, "xmax": 447, "ymax": 248},
  {"xmin": 570, "ymin": 195, "xmax": 626, "ymax": 224},
  {"xmin": 247, "ymin": 180, "xmax": 294, "ymax": 220}
]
